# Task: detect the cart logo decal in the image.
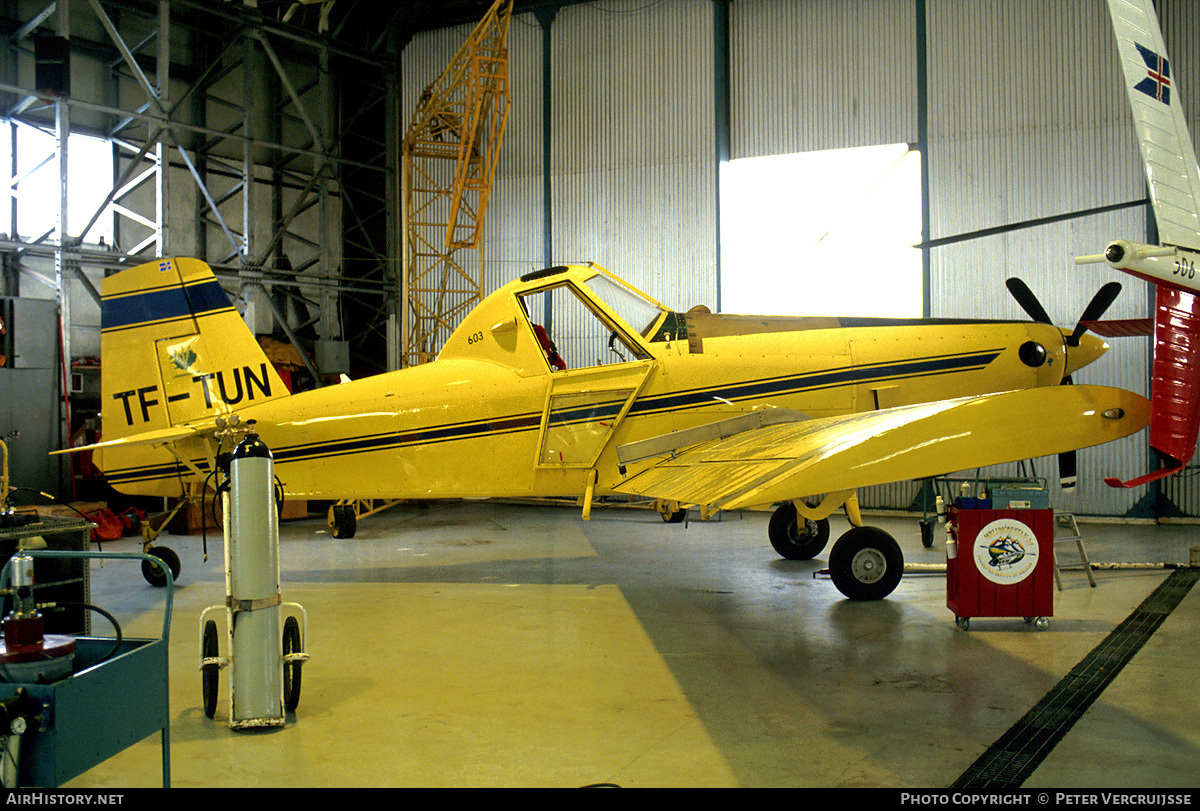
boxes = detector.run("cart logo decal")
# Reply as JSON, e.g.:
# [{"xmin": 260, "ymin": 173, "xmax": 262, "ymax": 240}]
[{"xmin": 974, "ymin": 518, "xmax": 1039, "ymax": 585}]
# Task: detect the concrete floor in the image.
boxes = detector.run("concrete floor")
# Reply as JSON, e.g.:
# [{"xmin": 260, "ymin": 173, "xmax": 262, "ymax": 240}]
[{"xmin": 57, "ymin": 501, "xmax": 1200, "ymax": 788}]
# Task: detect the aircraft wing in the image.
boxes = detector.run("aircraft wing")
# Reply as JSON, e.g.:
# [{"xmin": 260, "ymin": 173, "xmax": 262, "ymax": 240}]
[{"xmin": 612, "ymin": 385, "xmax": 1150, "ymax": 511}]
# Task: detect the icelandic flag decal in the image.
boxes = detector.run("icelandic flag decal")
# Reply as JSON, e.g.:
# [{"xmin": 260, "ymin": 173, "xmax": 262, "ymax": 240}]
[
  {"xmin": 1133, "ymin": 43, "xmax": 1171, "ymax": 104},
  {"xmin": 158, "ymin": 260, "xmax": 172, "ymax": 273}
]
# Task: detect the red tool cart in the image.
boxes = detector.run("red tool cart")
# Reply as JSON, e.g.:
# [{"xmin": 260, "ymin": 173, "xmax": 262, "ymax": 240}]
[{"xmin": 946, "ymin": 507, "xmax": 1054, "ymax": 631}]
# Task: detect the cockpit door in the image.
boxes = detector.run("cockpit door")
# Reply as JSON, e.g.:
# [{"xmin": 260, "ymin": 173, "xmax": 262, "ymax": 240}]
[{"xmin": 536, "ymin": 364, "xmax": 653, "ymax": 469}]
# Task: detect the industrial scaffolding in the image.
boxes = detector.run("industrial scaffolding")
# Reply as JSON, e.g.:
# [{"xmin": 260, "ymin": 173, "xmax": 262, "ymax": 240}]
[
  {"xmin": 0, "ymin": 0, "xmax": 402, "ymax": 378},
  {"xmin": 400, "ymin": 0, "xmax": 512, "ymax": 367}
]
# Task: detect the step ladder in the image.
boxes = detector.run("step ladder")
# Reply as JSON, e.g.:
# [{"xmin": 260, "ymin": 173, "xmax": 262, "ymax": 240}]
[{"xmin": 1053, "ymin": 511, "xmax": 1096, "ymax": 589}]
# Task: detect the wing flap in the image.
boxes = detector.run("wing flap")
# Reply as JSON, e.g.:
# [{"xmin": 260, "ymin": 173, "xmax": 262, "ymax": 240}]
[{"xmin": 614, "ymin": 385, "xmax": 1150, "ymax": 511}]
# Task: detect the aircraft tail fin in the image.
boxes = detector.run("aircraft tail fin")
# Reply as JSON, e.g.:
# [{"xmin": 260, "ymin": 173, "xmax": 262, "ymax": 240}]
[
  {"xmin": 99, "ymin": 257, "xmax": 288, "ymax": 442},
  {"xmin": 1108, "ymin": 0, "xmax": 1200, "ymax": 251}
]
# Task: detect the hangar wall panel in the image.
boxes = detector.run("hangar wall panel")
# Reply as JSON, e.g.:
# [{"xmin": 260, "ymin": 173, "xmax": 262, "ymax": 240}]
[
  {"xmin": 402, "ymin": 1, "xmax": 717, "ymax": 321},
  {"xmin": 730, "ymin": 0, "xmax": 917, "ymax": 158},
  {"xmin": 481, "ymin": 16, "xmax": 545, "ymax": 293},
  {"xmin": 548, "ymin": 0, "xmax": 716, "ymax": 316}
]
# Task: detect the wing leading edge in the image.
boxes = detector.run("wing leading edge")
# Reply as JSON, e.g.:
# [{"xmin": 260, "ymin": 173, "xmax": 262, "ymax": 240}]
[{"xmin": 612, "ymin": 385, "xmax": 1150, "ymax": 512}]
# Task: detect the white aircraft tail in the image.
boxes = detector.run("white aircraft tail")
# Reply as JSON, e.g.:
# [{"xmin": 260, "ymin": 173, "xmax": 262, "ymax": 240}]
[{"xmin": 1108, "ymin": 0, "xmax": 1200, "ymax": 251}]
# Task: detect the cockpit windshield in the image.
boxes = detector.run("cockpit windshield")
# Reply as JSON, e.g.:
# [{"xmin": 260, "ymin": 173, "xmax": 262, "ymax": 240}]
[{"xmin": 581, "ymin": 273, "xmax": 669, "ymax": 339}]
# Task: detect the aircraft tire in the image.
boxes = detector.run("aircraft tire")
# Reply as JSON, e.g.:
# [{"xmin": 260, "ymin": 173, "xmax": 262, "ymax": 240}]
[
  {"xmin": 141, "ymin": 546, "xmax": 181, "ymax": 588},
  {"xmin": 330, "ymin": 505, "xmax": 357, "ymax": 539},
  {"xmin": 661, "ymin": 507, "xmax": 687, "ymax": 523},
  {"xmin": 202, "ymin": 620, "xmax": 219, "ymax": 719},
  {"xmin": 283, "ymin": 616, "xmax": 303, "ymax": 712},
  {"xmin": 767, "ymin": 503, "xmax": 830, "ymax": 560},
  {"xmin": 828, "ymin": 526, "xmax": 904, "ymax": 601}
]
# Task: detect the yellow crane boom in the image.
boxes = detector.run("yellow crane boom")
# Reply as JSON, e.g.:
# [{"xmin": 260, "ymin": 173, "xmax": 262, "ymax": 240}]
[{"xmin": 401, "ymin": 0, "xmax": 513, "ymax": 368}]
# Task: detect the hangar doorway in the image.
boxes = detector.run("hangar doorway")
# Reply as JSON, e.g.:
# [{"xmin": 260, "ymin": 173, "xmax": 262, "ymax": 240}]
[{"xmin": 719, "ymin": 142, "xmax": 922, "ymax": 319}]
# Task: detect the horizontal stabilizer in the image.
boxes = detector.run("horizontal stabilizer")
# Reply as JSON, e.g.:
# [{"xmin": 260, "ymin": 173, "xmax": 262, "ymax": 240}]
[
  {"xmin": 51, "ymin": 425, "xmax": 200, "ymax": 456},
  {"xmin": 1079, "ymin": 318, "xmax": 1154, "ymax": 338},
  {"xmin": 615, "ymin": 385, "xmax": 1150, "ymax": 511},
  {"xmin": 1103, "ymin": 461, "xmax": 1183, "ymax": 489}
]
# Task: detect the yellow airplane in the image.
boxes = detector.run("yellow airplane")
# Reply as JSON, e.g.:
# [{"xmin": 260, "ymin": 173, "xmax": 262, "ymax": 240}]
[{"xmin": 67, "ymin": 256, "xmax": 1149, "ymax": 600}]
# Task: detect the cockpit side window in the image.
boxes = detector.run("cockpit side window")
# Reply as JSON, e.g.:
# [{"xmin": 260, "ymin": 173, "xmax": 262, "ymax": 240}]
[{"xmin": 518, "ymin": 283, "xmax": 650, "ymax": 371}]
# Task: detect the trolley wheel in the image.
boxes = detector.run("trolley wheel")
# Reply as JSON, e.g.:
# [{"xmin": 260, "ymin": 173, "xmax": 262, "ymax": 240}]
[
  {"xmin": 282, "ymin": 615, "xmax": 303, "ymax": 712},
  {"xmin": 919, "ymin": 519, "xmax": 934, "ymax": 548},
  {"xmin": 330, "ymin": 504, "xmax": 357, "ymax": 539},
  {"xmin": 955, "ymin": 616, "xmax": 970, "ymax": 631},
  {"xmin": 141, "ymin": 546, "xmax": 181, "ymax": 588},
  {"xmin": 201, "ymin": 620, "xmax": 219, "ymax": 719}
]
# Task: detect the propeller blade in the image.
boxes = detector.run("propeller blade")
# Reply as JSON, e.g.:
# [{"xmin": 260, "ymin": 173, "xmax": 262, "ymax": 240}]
[
  {"xmin": 1005, "ymin": 278, "xmax": 1053, "ymax": 324},
  {"xmin": 1068, "ymin": 281, "xmax": 1123, "ymax": 346}
]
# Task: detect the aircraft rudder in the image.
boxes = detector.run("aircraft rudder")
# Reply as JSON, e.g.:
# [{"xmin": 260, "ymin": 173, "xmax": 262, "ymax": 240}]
[{"xmin": 100, "ymin": 257, "xmax": 288, "ymax": 440}]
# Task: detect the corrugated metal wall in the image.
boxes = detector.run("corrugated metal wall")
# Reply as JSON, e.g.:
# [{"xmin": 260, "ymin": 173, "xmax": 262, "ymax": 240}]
[
  {"xmin": 403, "ymin": 0, "xmax": 1200, "ymax": 517},
  {"xmin": 547, "ymin": 0, "xmax": 716, "ymax": 314},
  {"xmin": 730, "ymin": 0, "xmax": 917, "ymax": 157},
  {"xmin": 402, "ymin": 1, "xmax": 716, "ymax": 313}
]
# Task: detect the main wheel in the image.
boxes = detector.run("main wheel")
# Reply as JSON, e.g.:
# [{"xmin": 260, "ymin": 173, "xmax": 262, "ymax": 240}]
[
  {"xmin": 330, "ymin": 504, "xmax": 357, "ymax": 539},
  {"xmin": 201, "ymin": 620, "xmax": 220, "ymax": 719},
  {"xmin": 828, "ymin": 526, "xmax": 904, "ymax": 601},
  {"xmin": 767, "ymin": 502, "xmax": 830, "ymax": 560},
  {"xmin": 282, "ymin": 616, "xmax": 303, "ymax": 712},
  {"xmin": 141, "ymin": 546, "xmax": 181, "ymax": 588},
  {"xmin": 659, "ymin": 501, "xmax": 687, "ymax": 523}
]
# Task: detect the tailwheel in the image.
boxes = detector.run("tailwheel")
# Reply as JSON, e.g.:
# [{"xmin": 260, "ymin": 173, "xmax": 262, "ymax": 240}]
[
  {"xmin": 328, "ymin": 504, "xmax": 358, "ymax": 539},
  {"xmin": 141, "ymin": 546, "xmax": 181, "ymax": 588},
  {"xmin": 201, "ymin": 620, "xmax": 220, "ymax": 719},
  {"xmin": 828, "ymin": 526, "xmax": 904, "ymax": 601},
  {"xmin": 282, "ymin": 616, "xmax": 303, "ymax": 712},
  {"xmin": 767, "ymin": 502, "xmax": 830, "ymax": 560}
]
